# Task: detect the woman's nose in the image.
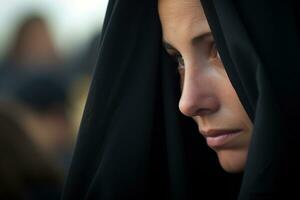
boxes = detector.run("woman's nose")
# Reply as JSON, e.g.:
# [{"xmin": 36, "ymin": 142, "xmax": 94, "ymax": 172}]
[{"xmin": 178, "ymin": 69, "xmax": 220, "ymax": 117}]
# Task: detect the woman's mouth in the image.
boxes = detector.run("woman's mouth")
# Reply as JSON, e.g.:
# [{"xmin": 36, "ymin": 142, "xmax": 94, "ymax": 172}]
[{"xmin": 200, "ymin": 129, "xmax": 242, "ymax": 148}]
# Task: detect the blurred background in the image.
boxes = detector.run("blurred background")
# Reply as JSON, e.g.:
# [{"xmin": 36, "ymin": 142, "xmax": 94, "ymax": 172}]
[{"xmin": 0, "ymin": 0, "xmax": 108, "ymax": 199}]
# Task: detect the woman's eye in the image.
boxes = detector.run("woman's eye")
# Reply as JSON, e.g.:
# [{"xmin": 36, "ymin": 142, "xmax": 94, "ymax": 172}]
[
  {"xmin": 210, "ymin": 42, "xmax": 218, "ymax": 58},
  {"xmin": 210, "ymin": 42, "xmax": 221, "ymax": 60},
  {"xmin": 175, "ymin": 54, "xmax": 185, "ymax": 67}
]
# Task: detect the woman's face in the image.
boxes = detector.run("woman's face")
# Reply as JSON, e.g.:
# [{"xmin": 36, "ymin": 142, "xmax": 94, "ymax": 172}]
[{"xmin": 158, "ymin": 0, "xmax": 253, "ymax": 173}]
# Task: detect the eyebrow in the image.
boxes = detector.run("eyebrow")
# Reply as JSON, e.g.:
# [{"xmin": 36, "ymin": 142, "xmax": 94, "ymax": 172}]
[{"xmin": 163, "ymin": 32, "xmax": 212, "ymax": 52}]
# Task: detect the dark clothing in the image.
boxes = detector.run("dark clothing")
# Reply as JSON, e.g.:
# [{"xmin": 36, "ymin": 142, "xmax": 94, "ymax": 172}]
[
  {"xmin": 63, "ymin": 0, "xmax": 300, "ymax": 199},
  {"xmin": 202, "ymin": 0, "xmax": 300, "ymax": 199}
]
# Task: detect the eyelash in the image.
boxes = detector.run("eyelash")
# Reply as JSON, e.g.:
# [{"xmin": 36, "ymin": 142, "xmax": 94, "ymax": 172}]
[
  {"xmin": 170, "ymin": 41, "xmax": 220, "ymax": 68},
  {"xmin": 210, "ymin": 42, "xmax": 219, "ymax": 59},
  {"xmin": 175, "ymin": 54, "xmax": 185, "ymax": 67}
]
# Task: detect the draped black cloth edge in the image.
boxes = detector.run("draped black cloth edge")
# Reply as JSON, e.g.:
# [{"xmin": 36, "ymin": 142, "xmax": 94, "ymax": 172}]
[
  {"xmin": 202, "ymin": 0, "xmax": 300, "ymax": 199},
  {"xmin": 63, "ymin": 0, "xmax": 300, "ymax": 199}
]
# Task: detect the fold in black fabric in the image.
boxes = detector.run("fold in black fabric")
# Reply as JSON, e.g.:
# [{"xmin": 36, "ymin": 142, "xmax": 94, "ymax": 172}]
[{"xmin": 63, "ymin": 0, "xmax": 300, "ymax": 199}]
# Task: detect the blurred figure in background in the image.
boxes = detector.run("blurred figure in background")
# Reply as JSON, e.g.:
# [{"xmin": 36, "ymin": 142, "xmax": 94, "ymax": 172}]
[
  {"xmin": 0, "ymin": 10, "xmax": 101, "ymax": 198},
  {"xmin": 0, "ymin": 14, "xmax": 63, "ymax": 98},
  {"xmin": 0, "ymin": 103, "xmax": 62, "ymax": 200},
  {"xmin": 0, "ymin": 13, "xmax": 74, "ymax": 174},
  {"xmin": 15, "ymin": 74, "xmax": 74, "ymax": 173},
  {"xmin": 5, "ymin": 15, "xmax": 61, "ymax": 69}
]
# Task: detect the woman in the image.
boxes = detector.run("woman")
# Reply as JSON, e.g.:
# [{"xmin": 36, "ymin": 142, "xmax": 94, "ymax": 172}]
[
  {"xmin": 63, "ymin": 0, "xmax": 300, "ymax": 199},
  {"xmin": 158, "ymin": 0, "xmax": 253, "ymax": 173}
]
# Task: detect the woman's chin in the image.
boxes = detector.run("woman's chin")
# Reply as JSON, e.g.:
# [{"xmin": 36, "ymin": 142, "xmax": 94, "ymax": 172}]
[{"xmin": 216, "ymin": 149, "xmax": 248, "ymax": 173}]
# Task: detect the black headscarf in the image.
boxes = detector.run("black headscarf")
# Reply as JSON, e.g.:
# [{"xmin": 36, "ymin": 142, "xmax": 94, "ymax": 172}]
[
  {"xmin": 202, "ymin": 0, "xmax": 300, "ymax": 199},
  {"xmin": 63, "ymin": 0, "xmax": 300, "ymax": 199}
]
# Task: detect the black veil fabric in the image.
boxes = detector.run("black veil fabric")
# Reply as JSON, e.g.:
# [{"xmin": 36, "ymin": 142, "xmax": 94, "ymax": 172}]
[
  {"xmin": 201, "ymin": 0, "xmax": 300, "ymax": 199},
  {"xmin": 62, "ymin": 0, "xmax": 300, "ymax": 199}
]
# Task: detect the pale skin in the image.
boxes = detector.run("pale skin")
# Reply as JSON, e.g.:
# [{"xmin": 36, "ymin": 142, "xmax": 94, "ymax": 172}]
[{"xmin": 158, "ymin": 0, "xmax": 253, "ymax": 173}]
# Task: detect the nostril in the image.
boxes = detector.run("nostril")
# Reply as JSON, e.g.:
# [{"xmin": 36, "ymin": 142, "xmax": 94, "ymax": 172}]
[{"xmin": 197, "ymin": 108, "xmax": 214, "ymax": 116}]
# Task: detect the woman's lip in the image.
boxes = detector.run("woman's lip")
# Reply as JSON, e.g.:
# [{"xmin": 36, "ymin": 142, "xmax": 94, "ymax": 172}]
[{"xmin": 200, "ymin": 129, "xmax": 242, "ymax": 148}]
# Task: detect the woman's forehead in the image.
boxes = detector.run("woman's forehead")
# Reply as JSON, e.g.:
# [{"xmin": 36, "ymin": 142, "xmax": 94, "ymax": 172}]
[
  {"xmin": 158, "ymin": 0, "xmax": 210, "ymax": 47},
  {"xmin": 158, "ymin": 0, "xmax": 206, "ymax": 20}
]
